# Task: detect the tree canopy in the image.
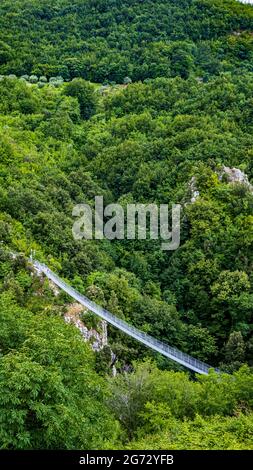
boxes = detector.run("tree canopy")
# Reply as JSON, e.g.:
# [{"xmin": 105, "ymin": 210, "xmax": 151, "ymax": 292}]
[{"xmin": 0, "ymin": 0, "xmax": 253, "ymax": 451}]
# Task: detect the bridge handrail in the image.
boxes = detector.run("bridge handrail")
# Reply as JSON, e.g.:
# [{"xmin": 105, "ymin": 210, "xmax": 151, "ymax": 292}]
[{"xmin": 33, "ymin": 261, "xmax": 217, "ymax": 375}]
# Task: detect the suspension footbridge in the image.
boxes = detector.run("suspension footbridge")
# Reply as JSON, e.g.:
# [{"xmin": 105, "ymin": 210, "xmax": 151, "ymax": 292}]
[{"xmin": 32, "ymin": 259, "xmax": 218, "ymax": 375}]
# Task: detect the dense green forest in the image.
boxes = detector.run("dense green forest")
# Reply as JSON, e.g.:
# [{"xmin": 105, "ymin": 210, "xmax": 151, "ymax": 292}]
[
  {"xmin": 1, "ymin": 0, "xmax": 253, "ymax": 82},
  {"xmin": 0, "ymin": 0, "xmax": 253, "ymax": 450}
]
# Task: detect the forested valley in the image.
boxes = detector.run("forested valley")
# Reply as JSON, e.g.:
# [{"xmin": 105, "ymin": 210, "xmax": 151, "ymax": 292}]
[{"xmin": 0, "ymin": 0, "xmax": 253, "ymax": 450}]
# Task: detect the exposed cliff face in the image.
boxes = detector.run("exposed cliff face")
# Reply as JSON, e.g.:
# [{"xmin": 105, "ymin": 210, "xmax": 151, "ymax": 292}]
[
  {"xmin": 189, "ymin": 176, "xmax": 200, "ymax": 203},
  {"xmin": 188, "ymin": 166, "xmax": 252, "ymax": 205},
  {"xmin": 44, "ymin": 276, "xmax": 108, "ymax": 352},
  {"xmin": 48, "ymin": 280, "xmax": 60, "ymax": 296},
  {"xmin": 220, "ymin": 166, "xmax": 253, "ymax": 191},
  {"xmin": 64, "ymin": 303, "xmax": 108, "ymax": 352}
]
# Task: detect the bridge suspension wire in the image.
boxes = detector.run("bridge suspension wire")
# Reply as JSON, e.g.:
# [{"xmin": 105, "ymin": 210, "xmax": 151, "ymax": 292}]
[{"xmin": 33, "ymin": 260, "xmax": 218, "ymax": 375}]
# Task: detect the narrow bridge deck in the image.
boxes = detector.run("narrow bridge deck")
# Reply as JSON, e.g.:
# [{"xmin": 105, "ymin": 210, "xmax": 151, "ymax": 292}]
[{"xmin": 33, "ymin": 260, "xmax": 217, "ymax": 375}]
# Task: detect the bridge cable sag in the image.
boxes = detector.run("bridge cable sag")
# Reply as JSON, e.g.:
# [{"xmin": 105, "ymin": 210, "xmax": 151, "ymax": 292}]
[{"xmin": 33, "ymin": 260, "xmax": 218, "ymax": 375}]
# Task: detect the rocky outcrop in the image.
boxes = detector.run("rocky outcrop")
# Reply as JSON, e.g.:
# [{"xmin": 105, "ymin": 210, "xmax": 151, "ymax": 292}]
[
  {"xmin": 219, "ymin": 166, "xmax": 253, "ymax": 191},
  {"xmin": 187, "ymin": 166, "xmax": 252, "ymax": 205},
  {"xmin": 64, "ymin": 303, "xmax": 108, "ymax": 352},
  {"xmin": 48, "ymin": 280, "xmax": 60, "ymax": 296},
  {"xmin": 189, "ymin": 176, "xmax": 200, "ymax": 203}
]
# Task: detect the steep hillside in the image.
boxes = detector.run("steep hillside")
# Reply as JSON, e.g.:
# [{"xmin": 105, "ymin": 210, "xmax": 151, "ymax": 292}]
[
  {"xmin": 0, "ymin": 0, "xmax": 253, "ymax": 451},
  {"xmin": 0, "ymin": 74, "xmax": 253, "ymax": 370},
  {"xmin": 0, "ymin": 0, "xmax": 253, "ymax": 81}
]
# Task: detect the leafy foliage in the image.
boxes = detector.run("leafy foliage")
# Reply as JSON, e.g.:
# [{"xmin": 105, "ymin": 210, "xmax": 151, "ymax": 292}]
[
  {"xmin": 1, "ymin": 0, "xmax": 253, "ymax": 83},
  {"xmin": 0, "ymin": 0, "xmax": 253, "ymax": 450},
  {"xmin": 0, "ymin": 292, "xmax": 119, "ymax": 449}
]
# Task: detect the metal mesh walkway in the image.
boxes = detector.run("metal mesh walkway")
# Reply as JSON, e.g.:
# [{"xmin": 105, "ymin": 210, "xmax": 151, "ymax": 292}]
[{"xmin": 33, "ymin": 260, "xmax": 216, "ymax": 375}]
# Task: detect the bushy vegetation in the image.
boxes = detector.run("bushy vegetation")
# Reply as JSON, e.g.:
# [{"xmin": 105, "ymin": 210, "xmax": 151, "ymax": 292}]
[
  {"xmin": 1, "ymin": 0, "xmax": 253, "ymax": 82},
  {"xmin": 0, "ymin": 0, "xmax": 253, "ymax": 450},
  {"xmin": 1, "ymin": 73, "xmax": 253, "ymax": 369},
  {"xmin": 0, "ymin": 255, "xmax": 253, "ymax": 450}
]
